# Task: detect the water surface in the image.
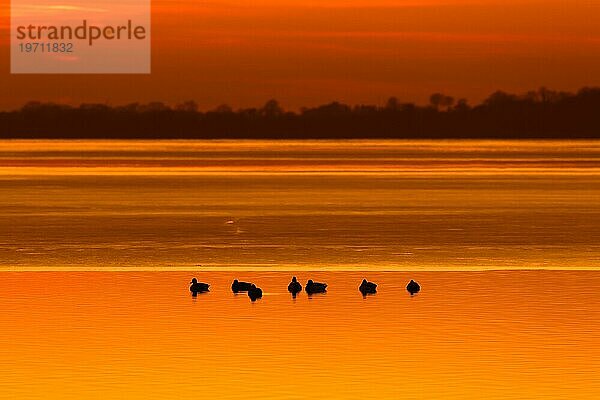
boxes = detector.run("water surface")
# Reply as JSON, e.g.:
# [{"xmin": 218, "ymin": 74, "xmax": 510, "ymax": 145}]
[
  {"xmin": 0, "ymin": 271, "xmax": 599, "ymax": 400},
  {"xmin": 1, "ymin": 140, "xmax": 600, "ymax": 399},
  {"xmin": 1, "ymin": 140, "xmax": 599, "ymax": 270}
]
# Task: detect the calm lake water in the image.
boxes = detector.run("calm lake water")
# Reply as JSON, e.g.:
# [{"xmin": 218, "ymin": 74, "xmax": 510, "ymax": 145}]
[
  {"xmin": 1, "ymin": 140, "xmax": 599, "ymax": 270},
  {"xmin": 1, "ymin": 140, "xmax": 600, "ymax": 399},
  {"xmin": 1, "ymin": 271, "xmax": 599, "ymax": 399}
]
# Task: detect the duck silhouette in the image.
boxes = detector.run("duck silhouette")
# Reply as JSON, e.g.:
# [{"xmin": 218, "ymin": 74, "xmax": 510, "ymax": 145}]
[
  {"xmin": 287, "ymin": 276, "xmax": 302, "ymax": 295},
  {"xmin": 190, "ymin": 278, "xmax": 210, "ymax": 294},
  {"xmin": 305, "ymin": 279, "xmax": 327, "ymax": 294},
  {"xmin": 231, "ymin": 279, "xmax": 253, "ymax": 293},
  {"xmin": 359, "ymin": 279, "xmax": 377, "ymax": 295},
  {"xmin": 406, "ymin": 279, "xmax": 420, "ymax": 295},
  {"xmin": 247, "ymin": 284, "xmax": 263, "ymax": 301}
]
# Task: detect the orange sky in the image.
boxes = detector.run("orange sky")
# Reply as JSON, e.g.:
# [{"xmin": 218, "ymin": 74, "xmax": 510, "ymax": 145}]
[{"xmin": 1, "ymin": 0, "xmax": 600, "ymax": 110}]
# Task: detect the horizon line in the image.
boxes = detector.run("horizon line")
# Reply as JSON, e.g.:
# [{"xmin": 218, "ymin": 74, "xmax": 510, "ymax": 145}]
[{"xmin": 3, "ymin": 85, "xmax": 598, "ymax": 113}]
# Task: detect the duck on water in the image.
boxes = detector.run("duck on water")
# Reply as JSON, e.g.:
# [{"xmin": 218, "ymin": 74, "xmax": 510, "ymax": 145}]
[
  {"xmin": 189, "ymin": 278, "xmax": 421, "ymax": 297},
  {"xmin": 190, "ymin": 278, "xmax": 210, "ymax": 294},
  {"xmin": 406, "ymin": 279, "xmax": 420, "ymax": 295},
  {"xmin": 305, "ymin": 279, "xmax": 327, "ymax": 295},
  {"xmin": 359, "ymin": 279, "xmax": 377, "ymax": 295},
  {"xmin": 288, "ymin": 276, "xmax": 302, "ymax": 296},
  {"xmin": 231, "ymin": 279, "xmax": 253, "ymax": 293},
  {"xmin": 248, "ymin": 284, "xmax": 263, "ymax": 301}
]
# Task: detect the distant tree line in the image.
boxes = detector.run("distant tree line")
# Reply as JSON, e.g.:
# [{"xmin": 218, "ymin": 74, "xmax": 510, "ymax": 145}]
[{"xmin": 1, "ymin": 87, "xmax": 600, "ymax": 139}]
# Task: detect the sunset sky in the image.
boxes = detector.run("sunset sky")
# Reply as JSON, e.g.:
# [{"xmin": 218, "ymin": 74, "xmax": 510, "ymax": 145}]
[{"xmin": 1, "ymin": 0, "xmax": 600, "ymax": 110}]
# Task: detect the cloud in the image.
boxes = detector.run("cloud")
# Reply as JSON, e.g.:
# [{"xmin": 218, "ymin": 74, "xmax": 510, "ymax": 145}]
[
  {"xmin": 152, "ymin": 0, "xmax": 479, "ymax": 16},
  {"xmin": 167, "ymin": 28, "xmax": 600, "ymax": 45},
  {"xmin": 10, "ymin": 3, "xmax": 109, "ymax": 17},
  {"xmin": 46, "ymin": 5, "xmax": 109, "ymax": 12}
]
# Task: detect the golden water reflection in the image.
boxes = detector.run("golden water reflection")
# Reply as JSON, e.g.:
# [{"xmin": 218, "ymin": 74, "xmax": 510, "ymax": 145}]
[
  {"xmin": 0, "ymin": 271, "xmax": 599, "ymax": 399},
  {"xmin": 1, "ymin": 140, "xmax": 600, "ymax": 271}
]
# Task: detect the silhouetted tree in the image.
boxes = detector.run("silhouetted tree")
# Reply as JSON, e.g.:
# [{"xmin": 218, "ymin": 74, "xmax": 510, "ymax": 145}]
[
  {"xmin": 175, "ymin": 100, "xmax": 198, "ymax": 113},
  {"xmin": 385, "ymin": 97, "xmax": 400, "ymax": 111},
  {"xmin": 484, "ymin": 91, "xmax": 517, "ymax": 106},
  {"xmin": 2, "ymin": 87, "xmax": 600, "ymax": 139},
  {"xmin": 213, "ymin": 104, "xmax": 234, "ymax": 114},
  {"xmin": 453, "ymin": 98, "xmax": 470, "ymax": 112},
  {"xmin": 429, "ymin": 93, "xmax": 454, "ymax": 110},
  {"xmin": 139, "ymin": 102, "xmax": 169, "ymax": 112},
  {"xmin": 261, "ymin": 99, "xmax": 283, "ymax": 117}
]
